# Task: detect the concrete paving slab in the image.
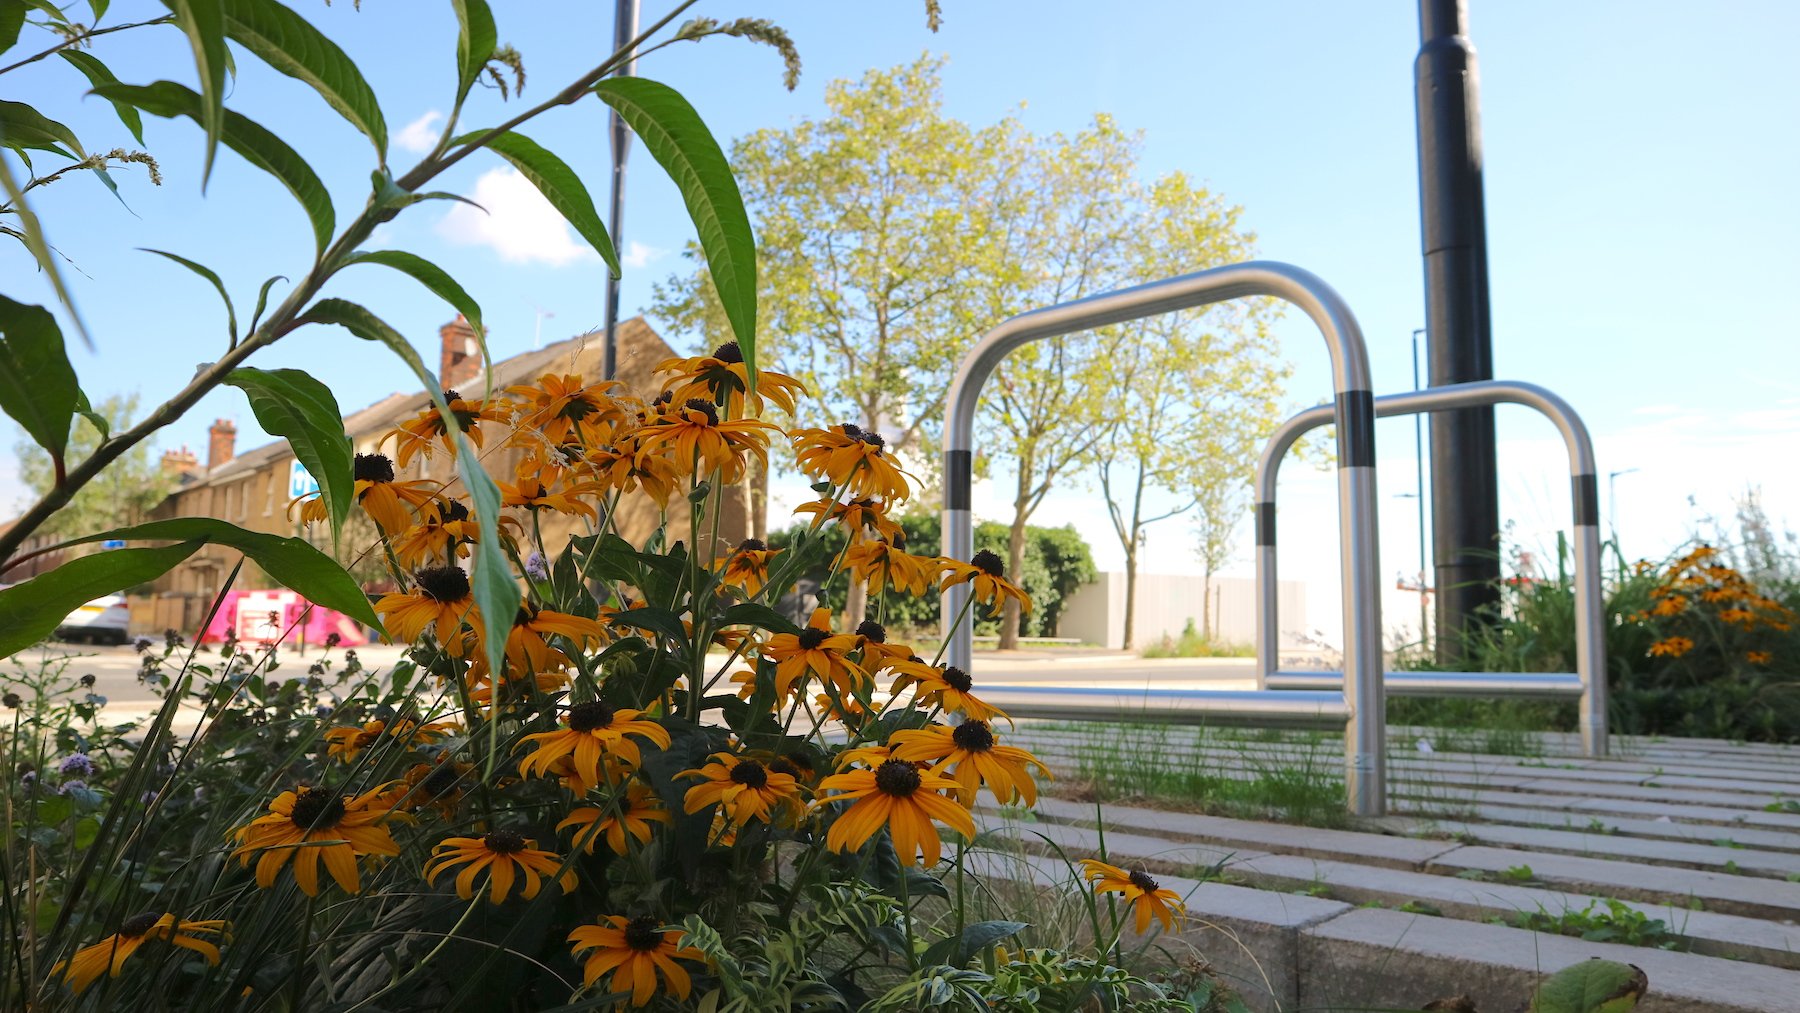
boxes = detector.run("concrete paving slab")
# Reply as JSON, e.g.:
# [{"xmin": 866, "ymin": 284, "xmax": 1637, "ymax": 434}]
[
  {"xmin": 1231, "ymin": 852, "xmax": 1800, "ymax": 970},
  {"xmin": 1427, "ymin": 845, "xmax": 1800, "ymax": 921},
  {"xmin": 1391, "ymin": 801, "xmax": 1800, "ymax": 853},
  {"xmin": 974, "ymin": 812, "xmax": 1260, "ymax": 876},
  {"xmin": 1298, "ymin": 906, "xmax": 1800, "ymax": 1013},
  {"xmin": 1428, "ymin": 821, "xmax": 1800, "ymax": 877}
]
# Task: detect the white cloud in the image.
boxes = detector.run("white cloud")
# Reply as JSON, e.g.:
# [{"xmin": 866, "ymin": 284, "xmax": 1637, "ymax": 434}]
[
  {"xmin": 621, "ymin": 240, "xmax": 667, "ymax": 269},
  {"xmin": 435, "ymin": 168, "xmax": 596, "ymax": 266},
  {"xmin": 395, "ymin": 110, "xmax": 444, "ymax": 154}
]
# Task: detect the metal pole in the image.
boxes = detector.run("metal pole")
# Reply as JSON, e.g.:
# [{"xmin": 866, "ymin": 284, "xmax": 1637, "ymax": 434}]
[
  {"xmin": 601, "ymin": 0, "xmax": 640, "ymax": 381},
  {"xmin": 942, "ymin": 261, "xmax": 1386, "ymax": 816},
  {"xmin": 1254, "ymin": 379, "xmax": 1608, "ymax": 756},
  {"xmin": 1412, "ymin": 329, "xmax": 1429, "ymax": 648},
  {"xmin": 1416, "ymin": 0, "xmax": 1500, "ymax": 665},
  {"xmin": 1607, "ymin": 467, "xmax": 1638, "ymax": 538}
]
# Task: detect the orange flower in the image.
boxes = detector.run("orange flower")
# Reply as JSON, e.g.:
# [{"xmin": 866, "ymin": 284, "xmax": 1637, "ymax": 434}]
[
  {"xmin": 1746, "ymin": 650, "xmax": 1773, "ymax": 665},
  {"xmin": 423, "ymin": 830, "xmax": 577, "ymax": 904},
  {"xmin": 228, "ymin": 784, "xmax": 401, "ymax": 896},
  {"xmin": 568, "ymin": 916, "xmax": 702, "ymax": 1007},
  {"xmin": 939, "ymin": 549, "xmax": 1033, "ymax": 615},
  {"xmin": 843, "ymin": 536, "xmax": 937, "ymax": 596},
  {"xmin": 505, "ymin": 373, "xmax": 627, "ymax": 445},
  {"xmin": 654, "ymin": 341, "xmax": 808, "ymax": 417},
  {"xmin": 715, "ymin": 538, "xmax": 782, "ymax": 596},
  {"xmin": 1648, "ymin": 636, "xmax": 1694, "ymax": 658},
  {"xmin": 634, "ymin": 398, "xmax": 777, "ymax": 483},
  {"xmin": 584, "ymin": 441, "xmax": 681, "ymax": 506},
  {"xmin": 894, "ymin": 663, "xmax": 1010, "ymax": 725},
  {"xmin": 679, "ymin": 752, "xmax": 805, "ymax": 827},
  {"xmin": 814, "ymin": 759, "xmax": 974, "ymax": 867},
  {"xmin": 499, "ymin": 475, "xmax": 602, "ymax": 520},
  {"xmin": 323, "ymin": 717, "xmax": 453, "ymax": 763},
  {"xmin": 374, "ymin": 566, "xmax": 480, "ymax": 656},
  {"xmin": 792, "ymin": 424, "xmax": 912, "ymax": 501},
  {"xmin": 757, "ymin": 607, "xmax": 866, "ymax": 699},
  {"xmin": 558, "ymin": 782, "xmax": 672, "ymax": 855},
  {"xmin": 353, "ymin": 453, "xmax": 439, "ymax": 534},
  {"xmin": 384, "ymin": 390, "xmax": 506, "ymax": 467},
  {"xmin": 888, "ymin": 720, "xmax": 1051, "ymax": 807},
  {"xmin": 53, "ymin": 912, "xmax": 230, "ymax": 994},
  {"xmin": 1080, "ymin": 859, "xmax": 1186, "ymax": 934},
  {"xmin": 792, "ymin": 496, "xmax": 903, "ymax": 543},
  {"xmin": 515, "ymin": 701, "xmax": 671, "ymax": 785}
]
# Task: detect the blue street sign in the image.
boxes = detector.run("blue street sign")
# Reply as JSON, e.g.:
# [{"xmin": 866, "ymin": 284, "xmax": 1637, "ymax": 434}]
[{"xmin": 288, "ymin": 459, "xmax": 320, "ymax": 499}]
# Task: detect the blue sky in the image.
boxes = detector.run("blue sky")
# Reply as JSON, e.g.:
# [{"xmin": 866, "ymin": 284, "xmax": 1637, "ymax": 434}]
[{"xmin": 6, "ymin": 1, "xmax": 1798, "ymax": 641}]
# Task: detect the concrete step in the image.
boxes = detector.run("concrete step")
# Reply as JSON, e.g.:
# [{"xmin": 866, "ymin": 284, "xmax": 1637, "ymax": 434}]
[
  {"xmin": 1393, "ymin": 786, "xmax": 1800, "ymax": 832},
  {"xmin": 1393, "ymin": 800, "xmax": 1800, "ymax": 853},
  {"xmin": 1419, "ymin": 820, "xmax": 1800, "ymax": 879},
  {"xmin": 1426, "ymin": 846, "xmax": 1800, "ymax": 922}
]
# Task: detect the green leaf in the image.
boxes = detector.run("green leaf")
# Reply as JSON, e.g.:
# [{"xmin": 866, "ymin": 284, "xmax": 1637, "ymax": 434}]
[
  {"xmin": 58, "ymin": 52, "xmax": 145, "ymax": 144},
  {"xmin": 716, "ymin": 602, "xmax": 799, "ymax": 635},
  {"xmin": 88, "ymin": 0, "xmax": 110, "ymax": 24},
  {"xmin": 594, "ymin": 77, "xmax": 756, "ymax": 384},
  {"xmin": 921, "ymin": 920, "xmax": 1028, "ymax": 968},
  {"xmin": 72, "ymin": 389, "xmax": 108, "ymax": 440},
  {"xmin": 221, "ymin": 0, "xmax": 386, "ymax": 159},
  {"xmin": 0, "ymin": 155, "xmax": 90, "ymax": 350},
  {"xmin": 1530, "ymin": 959, "xmax": 1648, "ymax": 1013},
  {"xmin": 94, "ymin": 81, "xmax": 335, "ymax": 254},
  {"xmin": 141, "ymin": 249, "xmax": 236, "ymax": 345},
  {"xmin": 450, "ymin": 129, "xmax": 619, "ymax": 277},
  {"xmin": 247, "ymin": 274, "xmax": 286, "ymax": 335},
  {"xmin": 609, "ymin": 606, "xmax": 689, "ymax": 647},
  {"xmin": 450, "ymin": 0, "xmax": 496, "ymax": 108},
  {"xmin": 0, "ymin": 295, "xmax": 78, "ymax": 462},
  {"xmin": 166, "ymin": 0, "xmax": 228, "ymax": 185},
  {"xmin": 0, "ymin": 99, "xmax": 84, "ymax": 158},
  {"xmin": 340, "ymin": 250, "xmax": 488, "ymax": 393},
  {"xmin": 294, "ymin": 297, "xmax": 516, "ymax": 677},
  {"xmin": 54, "ymin": 519, "xmax": 381, "ymax": 631},
  {"xmin": 0, "ymin": 542, "xmax": 202, "ymax": 659},
  {"xmin": 221, "ymin": 367, "xmax": 353, "ymax": 546},
  {"xmin": 1, "ymin": 3, "xmax": 26, "ymax": 56}
]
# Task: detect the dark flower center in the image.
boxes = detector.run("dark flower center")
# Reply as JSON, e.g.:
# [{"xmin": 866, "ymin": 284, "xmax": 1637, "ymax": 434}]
[
  {"xmin": 952, "ymin": 720, "xmax": 996, "ymax": 752},
  {"xmin": 652, "ymin": 391, "xmax": 672, "ymax": 406},
  {"xmin": 413, "ymin": 565, "xmax": 471, "ymax": 603},
  {"xmin": 483, "ymin": 830, "xmax": 528, "ymax": 854},
  {"xmin": 567, "ymin": 701, "xmax": 617, "ymax": 733},
  {"xmin": 683, "ymin": 399, "xmax": 719, "ymax": 426},
  {"xmin": 711, "ymin": 341, "xmax": 744, "ymax": 364},
  {"xmin": 560, "ymin": 396, "xmax": 598, "ymax": 421},
  {"xmin": 890, "ymin": 530, "xmax": 908, "ymax": 550},
  {"xmin": 970, "ymin": 550, "xmax": 1005, "ymax": 577},
  {"xmin": 1127, "ymin": 869, "xmax": 1161, "ymax": 892},
  {"xmin": 874, "ymin": 759, "xmax": 922, "ymax": 797},
  {"xmin": 439, "ymin": 499, "xmax": 471, "ymax": 524},
  {"xmin": 623, "ymin": 916, "xmax": 664, "ymax": 951},
  {"xmin": 354, "ymin": 453, "xmax": 395, "ymax": 483},
  {"xmin": 290, "ymin": 787, "xmax": 346, "ymax": 830},
  {"xmin": 420, "ymin": 764, "xmax": 462, "ymax": 797},
  {"xmin": 729, "ymin": 759, "xmax": 769, "ymax": 788},
  {"xmin": 767, "ymin": 757, "xmax": 800, "ymax": 778},
  {"xmin": 514, "ymin": 602, "xmax": 539, "ymax": 627},
  {"xmin": 737, "ymin": 538, "xmax": 767, "ymax": 552},
  {"xmin": 797, "ymin": 628, "xmax": 829, "ymax": 650},
  {"xmin": 838, "ymin": 422, "xmax": 864, "ymax": 439},
  {"xmin": 855, "ymin": 620, "xmax": 887, "ymax": 643},
  {"xmin": 443, "ymin": 389, "xmax": 463, "ymax": 403},
  {"xmin": 942, "ymin": 667, "xmax": 973, "ymax": 693},
  {"xmin": 859, "ymin": 431, "xmax": 886, "ymax": 451},
  {"xmin": 119, "ymin": 911, "xmax": 162, "ymax": 937}
]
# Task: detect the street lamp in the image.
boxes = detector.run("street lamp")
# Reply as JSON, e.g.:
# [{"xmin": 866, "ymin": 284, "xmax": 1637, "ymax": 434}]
[{"xmin": 1607, "ymin": 467, "xmax": 1640, "ymax": 541}]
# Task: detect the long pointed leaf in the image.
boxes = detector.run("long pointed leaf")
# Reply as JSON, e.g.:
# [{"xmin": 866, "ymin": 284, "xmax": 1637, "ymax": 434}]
[
  {"xmin": 295, "ymin": 297, "xmax": 516, "ymax": 677},
  {"xmin": 222, "ymin": 367, "xmax": 353, "ymax": 547},
  {"xmin": 0, "ymin": 542, "xmax": 203, "ymax": 659},
  {"xmin": 51, "ymin": 518, "xmax": 381, "ymax": 630},
  {"xmin": 166, "ymin": 0, "xmax": 228, "ymax": 185},
  {"xmin": 594, "ymin": 77, "xmax": 756, "ymax": 384},
  {"xmin": 450, "ymin": 0, "xmax": 496, "ymax": 109},
  {"xmin": 451, "ymin": 129, "xmax": 620, "ymax": 277},
  {"xmin": 340, "ymin": 249, "xmax": 488, "ymax": 394},
  {"xmin": 94, "ymin": 81, "xmax": 335, "ymax": 254},
  {"xmin": 1, "ymin": 4, "xmax": 26, "ymax": 55},
  {"xmin": 0, "ymin": 99, "xmax": 84, "ymax": 158},
  {"xmin": 59, "ymin": 51, "xmax": 145, "ymax": 145},
  {"xmin": 0, "ymin": 295, "xmax": 78, "ymax": 462},
  {"xmin": 141, "ymin": 248, "xmax": 236, "ymax": 344},
  {"xmin": 222, "ymin": 0, "xmax": 386, "ymax": 159}
]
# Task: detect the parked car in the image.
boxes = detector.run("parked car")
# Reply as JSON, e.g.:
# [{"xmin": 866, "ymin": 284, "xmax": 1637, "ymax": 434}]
[{"xmin": 56, "ymin": 594, "xmax": 131, "ymax": 645}]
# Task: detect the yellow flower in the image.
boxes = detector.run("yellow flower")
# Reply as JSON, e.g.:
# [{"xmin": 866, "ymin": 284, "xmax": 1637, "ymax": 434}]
[
  {"xmin": 585, "ymin": 441, "xmax": 681, "ymax": 507},
  {"xmin": 634, "ymin": 397, "xmax": 777, "ymax": 483},
  {"xmin": 505, "ymin": 373, "xmax": 627, "ymax": 446},
  {"xmin": 558, "ymin": 782, "xmax": 672, "ymax": 855},
  {"xmin": 423, "ymin": 830, "xmax": 577, "ymax": 904},
  {"xmin": 287, "ymin": 491, "xmax": 329, "ymax": 526},
  {"xmin": 792, "ymin": 496, "xmax": 903, "ymax": 543},
  {"xmin": 386, "ymin": 756, "xmax": 475, "ymax": 818},
  {"xmin": 889, "ymin": 720, "xmax": 1051, "ymax": 807},
  {"xmin": 568, "ymin": 915, "xmax": 703, "ymax": 1007},
  {"xmin": 1079, "ymin": 859, "xmax": 1186, "ymax": 934},
  {"xmin": 384, "ymin": 390, "xmax": 507, "ymax": 468},
  {"xmin": 53, "ymin": 912, "xmax": 230, "ymax": 994},
  {"xmin": 499, "ymin": 602, "xmax": 606, "ymax": 675},
  {"xmin": 499, "ymin": 474, "xmax": 603, "ymax": 519},
  {"xmin": 353, "ymin": 452, "xmax": 439, "ymax": 534},
  {"xmin": 814, "ymin": 759, "xmax": 975, "ymax": 867},
  {"xmin": 939, "ymin": 550, "xmax": 1033, "ymax": 615},
  {"xmin": 1746, "ymin": 650, "xmax": 1772, "ymax": 665},
  {"xmin": 843, "ymin": 536, "xmax": 937, "ymax": 596},
  {"xmin": 515, "ymin": 701, "xmax": 671, "ymax": 785},
  {"xmin": 715, "ymin": 538, "xmax": 781, "ymax": 596},
  {"xmin": 1649, "ymin": 595, "xmax": 1688, "ymax": 617},
  {"xmin": 679, "ymin": 752, "xmax": 804, "ymax": 827},
  {"xmin": 228, "ymin": 784, "xmax": 401, "ymax": 896},
  {"xmin": 893, "ymin": 663, "xmax": 1010, "ymax": 725},
  {"xmin": 757, "ymin": 607, "xmax": 866, "ymax": 699},
  {"xmin": 374, "ymin": 565, "xmax": 480, "ymax": 656},
  {"xmin": 323, "ymin": 717, "xmax": 452, "ymax": 762},
  {"xmin": 1648, "ymin": 636, "xmax": 1694, "ymax": 658},
  {"xmin": 654, "ymin": 341, "xmax": 808, "ymax": 417},
  {"xmin": 792, "ymin": 423, "xmax": 912, "ymax": 501}
]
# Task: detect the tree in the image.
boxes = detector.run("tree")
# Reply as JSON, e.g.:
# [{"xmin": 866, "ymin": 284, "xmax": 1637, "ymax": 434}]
[
  {"xmin": 1094, "ymin": 175, "xmax": 1289, "ymax": 649},
  {"xmin": 1191, "ymin": 473, "xmax": 1249, "ymax": 641},
  {"xmin": 13, "ymin": 393, "xmax": 174, "ymax": 538}
]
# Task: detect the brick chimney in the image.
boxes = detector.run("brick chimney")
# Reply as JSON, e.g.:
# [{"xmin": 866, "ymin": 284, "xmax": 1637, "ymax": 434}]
[
  {"xmin": 439, "ymin": 315, "xmax": 481, "ymax": 391},
  {"xmin": 161, "ymin": 446, "xmax": 201, "ymax": 478},
  {"xmin": 207, "ymin": 419, "xmax": 236, "ymax": 470}
]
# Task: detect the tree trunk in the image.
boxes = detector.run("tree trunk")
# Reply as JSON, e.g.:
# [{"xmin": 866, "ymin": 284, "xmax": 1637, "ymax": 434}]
[
  {"xmin": 1122, "ymin": 544, "xmax": 1138, "ymax": 651},
  {"xmin": 751, "ymin": 455, "xmax": 769, "ymax": 541},
  {"xmin": 1000, "ymin": 514, "xmax": 1028, "ymax": 650},
  {"xmin": 1201, "ymin": 565, "xmax": 1214, "ymax": 640},
  {"xmin": 844, "ymin": 580, "xmax": 868, "ymax": 632}
]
